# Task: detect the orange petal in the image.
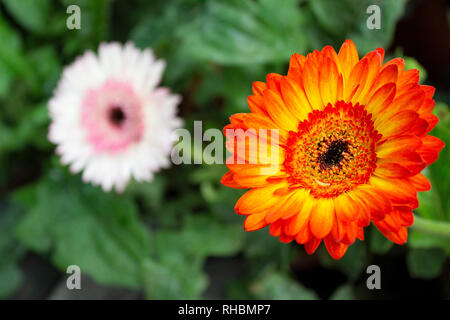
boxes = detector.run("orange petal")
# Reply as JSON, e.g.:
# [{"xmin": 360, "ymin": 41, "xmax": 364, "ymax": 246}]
[
  {"xmin": 319, "ymin": 57, "xmax": 339, "ymax": 106},
  {"xmin": 302, "ymin": 57, "xmax": 324, "ymax": 110},
  {"xmin": 283, "ymin": 190, "xmax": 315, "ymax": 235},
  {"xmin": 295, "ymin": 224, "xmax": 312, "ymax": 244},
  {"xmin": 304, "ymin": 237, "xmax": 322, "ymax": 255},
  {"xmin": 333, "ymin": 192, "xmax": 361, "ymax": 222},
  {"xmin": 375, "ymin": 110, "xmax": 419, "ymax": 138},
  {"xmin": 365, "ymin": 82, "xmax": 396, "ymax": 116},
  {"xmin": 263, "ymin": 89, "xmax": 299, "ymax": 131},
  {"xmin": 221, "ymin": 171, "xmax": 245, "ymax": 189},
  {"xmin": 265, "ymin": 188, "xmax": 310, "ymax": 223},
  {"xmin": 370, "ymin": 176, "xmax": 418, "ymax": 207},
  {"xmin": 248, "ymin": 95, "xmax": 268, "ymax": 116},
  {"xmin": 377, "ymin": 150, "xmax": 425, "ymax": 176},
  {"xmin": 376, "ymin": 135, "xmax": 422, "ymax": 158},
  {"xmin": 280, "ymin": 76, "xmax": 312, "ymax": 122},
  {"xmin": 244, "ymin": 214, "xmax": 268, "ymax": 231},
  {"xmin": 252, "ymin": 81, "xmax": 267, "ymax": 96},
  {"xmin": 374, "ymin": 224, "xmax": 408, "ymax": 245},
  {"xmin": 375, "ymin": 163, "xmax": 411, "ymax": 178},
  {"xmin": 369, "ymin": 64, "xmax": 399, "ymax": 95},
  {"xmin": 385, "ymin": 85, "xmax": 425, "ymax": 116},
  {"xmin": 351, "ymin": 185, "xmax": 392, "ymax": 222},
  {"xmin": 408, "ymin": 173, "xmax": 431, "ymax": 192},
  {"xmin": 309, "ymin": 198, "xmax": 335, "ymax": 239},
  {"xmin": 288, "ymin": 53, "xmax": 306, "ymax": 72},
  {"xmin": 356, "ymin": 50, "xmax": 383, "ymax": 103},
  {"xmin": 417, "ymin": 135, "xmax": 445, "ymax": 165},
  {"xmin": 235, "ymin": 182, "xmax": 287, "ymax": 215},
  {"xmin": 337, "ymin": 39, "xmax": 359, "ymax": 82},
  {"xmin": 346, "ymin": 59, "xmax": 368, "ymax": 102},
  {"xmin": 324, "ymin": 236, "xmax": 349, "ymax": 260}
]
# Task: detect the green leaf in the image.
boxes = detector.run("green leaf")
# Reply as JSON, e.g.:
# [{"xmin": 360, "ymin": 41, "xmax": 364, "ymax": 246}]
[
  {"xmin": 0, "ymin": 202, "xmax": 26, "ymax": 298},
  {"xmin": 183, "ymin": 215, "xmax": 244, "ymax": 257},
  {"xmin": 411, "ymin": 103, "xmax": 450, "ymax": 254},
  {"xmin": 0, "ymin": 103, "xmax": 50, "ymax": 154},
  {"xmin": 180, "ymin": 0, "xmax": 307, "ymax": 65},
  {"xmin": 0, "ymin": 60, "xmax": 14, "ymax": 99},
  {"xmin": 251, "ymin": 271, "xmax": 318, "ymax": 300},
  {"xmin": 409, "ymin": 228, "xmax": 450, "ymax": 255},
  {"xmin": 309, "ymin": 0, "xmax": 369, "ymax": 38},
  {"xmin": 369, "ymin": 226, "xmax": 393, "ymax": 255},
  {"xmin": 350, "ymin": 0, "xmax": 407, "ymax": 54},
  {"xmin": 3, "ymin": 0, "xmax": 51, "ymax": 33},
  {"xmin": 13, "ymin": 169, "xmax": 151, "ymax": 289},
  {"xmin": 407, "ymin": 248, "xmax": 446, "ymax": 279},
  {"xmin": 319, "ymin": 241, "xmax": 367, "ymax": 280},
  {"xmin": 404, "ymin": 57, "xmax": 427, "ymax": 83},
  {"xmin": 155, "ymin": 215, "xmax": 244, "ymax": 259},
  {"xmin": 0, "ymin": 13, "xmax": 38, "ymax": 92},
  {"xmin": 126, "ymin": 175, "xmax": 167, "ymax": 213},
  {"xmin": 329, "ymin": 284, "xmax": 355, "ymax": 300},
  {"xmin": 418, "ymin": 104, "xmax": 450, "ymax": 220},
  {"xmin": 0, "ymin": 12, "xmax": 22, "ymax": 91},
  {"xmin": 27, "ymin": 47, "xmax": 62, "ymax": 96},
  {"xmin": 142, "ymin": 213, "xmax": 243, "ymax": 299},
  {"xmin": 307, "ymin": 0, "xmax": 407, "ymax": 54},
  {"xmin": 0, "ymin": 263, "xmax": 23, "ymax": 298},
  {"xmin": 143, "ymin": 256, "xmax": 208, "ymax": 300}
]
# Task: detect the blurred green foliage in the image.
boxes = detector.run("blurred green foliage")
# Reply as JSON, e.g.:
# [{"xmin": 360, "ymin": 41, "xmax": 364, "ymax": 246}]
[{"xmin": 0, "ymin": 0, "xmax": 448, "ymax": 300}]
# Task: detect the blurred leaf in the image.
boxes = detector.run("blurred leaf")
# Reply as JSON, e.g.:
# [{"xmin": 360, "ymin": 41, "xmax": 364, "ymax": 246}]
[
  {"xmin": 0, "ymin": 103, "xmax": 50, "ymax": 153},
  {"xmin": 309, "ymin": 0, "xmax": 369, "ymax": 38},
  {"xmin": 183, "ymin": 215, "xmax": 244, "ymax": 257},
  {"xmin": 306, "ymin": 0, "xmax": 407, "ymax": 54},
  {"xmin": 409, "ymin": 229, "xmax": 450, "ymax": 255},
  {"xmin": 0, "ymin": 13, "xmax": 38, "ymax": 91},
  {"xmin": 13, "ymin": 169, "xmax": 151, "ymax": 289},
  {"xmin": 244, "ymin": 230, "xmax": 291, "ymax": 268},
  {"xmin": 3, "ymin": 0, "xmax": 50, "ymax": 33},
  {"xmin": 407, "ymin": 248, "xmax": 446, "ymax": 279},
  {"xmin": 156, "ymin": 215, "xmax": 244, "ymax": 259},
  {"xmin": 180, "ymin": 0, "xmax": 307, "ymax": 65},
  {"xmin": 59, "ymin": 0, "xmax": 113, "ymax": 55},
  {"xmin": 369, "ymin": 226, "xmax": 393, "ymax": 255},
  {"xmin": 143, "ymin": 255, "xmax": 207, "ymax": 300},
  {"xmin": 329, "ymin": 284, "xmax": 355, "ymax": 300},
  {"xmin": 0, "ymin": 60, "xmax": 14, "ymax": 98},
  {"xmin": 404, "ymin": 56, "xmax": 427, "ymax": 83},
  {"xmin": 350, "ymin": 0, "xmax": 407, "ymax": 54},
  {"xmin": 143, "ymin": 213, "xmax": 243, "ymax": 299},
  {"xmin": 0, "ymin": 202, "xmax": 26, "ymax": 298},
  {"xmin": 319, "ymin": 241, "xmax": 367, "ymax": 280},
  {"xmin": 0, "ymin": 263, "xmax": 23, "ymax": 299},
  {"xmin": 418, "ymin": 103, "xmax": 450, "ymax": 220},
  {"xmin": 251, "ymin": 271, "xmax": 318, "ymax": 300},
  {"xmin": 126, "ymin": 176, "xmax": 167, "ymax": 213},
  {"xmin": 411, "ymin": 103, "xmax": 450, "ymax": 254},
  {"xmin": 27, "ymin": 47, "xmax": 62, "ymax": 96}
]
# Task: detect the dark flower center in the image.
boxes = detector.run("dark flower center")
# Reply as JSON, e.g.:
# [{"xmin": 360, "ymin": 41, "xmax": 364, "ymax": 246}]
[
  {"xmin": 109, "ymin": 106, "xmax": 126, "ymax": 127},
  {"xmin": 318, "ymin": 140, "xmax": 349, "ymax": 170}
]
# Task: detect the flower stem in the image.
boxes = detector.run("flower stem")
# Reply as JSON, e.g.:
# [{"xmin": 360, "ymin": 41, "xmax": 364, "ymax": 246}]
[{"xmin": 412, "ymin": 215, "xmax": 450, "ymax": 238}]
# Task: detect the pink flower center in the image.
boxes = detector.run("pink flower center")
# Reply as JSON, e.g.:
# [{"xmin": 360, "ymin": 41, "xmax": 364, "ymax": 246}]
[{"xmin": 81, "ymin": 79, "xmax": 144, "ymax": 153}]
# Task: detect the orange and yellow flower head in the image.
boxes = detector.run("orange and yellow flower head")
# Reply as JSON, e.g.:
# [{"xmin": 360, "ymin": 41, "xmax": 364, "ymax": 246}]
[{"xmin": 221, "ymin": 40, "xmax": 445, "ymax": 259}]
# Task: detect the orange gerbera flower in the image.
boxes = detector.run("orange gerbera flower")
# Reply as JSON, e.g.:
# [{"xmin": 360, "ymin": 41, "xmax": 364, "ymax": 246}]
[{"xmin": 221, "ymin": 40, "xmax": 445, "ymax": 259}]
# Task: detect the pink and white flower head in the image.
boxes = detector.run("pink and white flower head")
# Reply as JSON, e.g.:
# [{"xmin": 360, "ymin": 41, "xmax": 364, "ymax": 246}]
[{"xmin": 48, "ymin": 42, "xmax": 182, "ymax": 192}]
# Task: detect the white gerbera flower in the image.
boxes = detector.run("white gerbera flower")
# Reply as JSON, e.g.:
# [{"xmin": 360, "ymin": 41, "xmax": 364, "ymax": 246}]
[{"xmin": 48, "ymin": 42, "xmax": 182, "ymax": 192}]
